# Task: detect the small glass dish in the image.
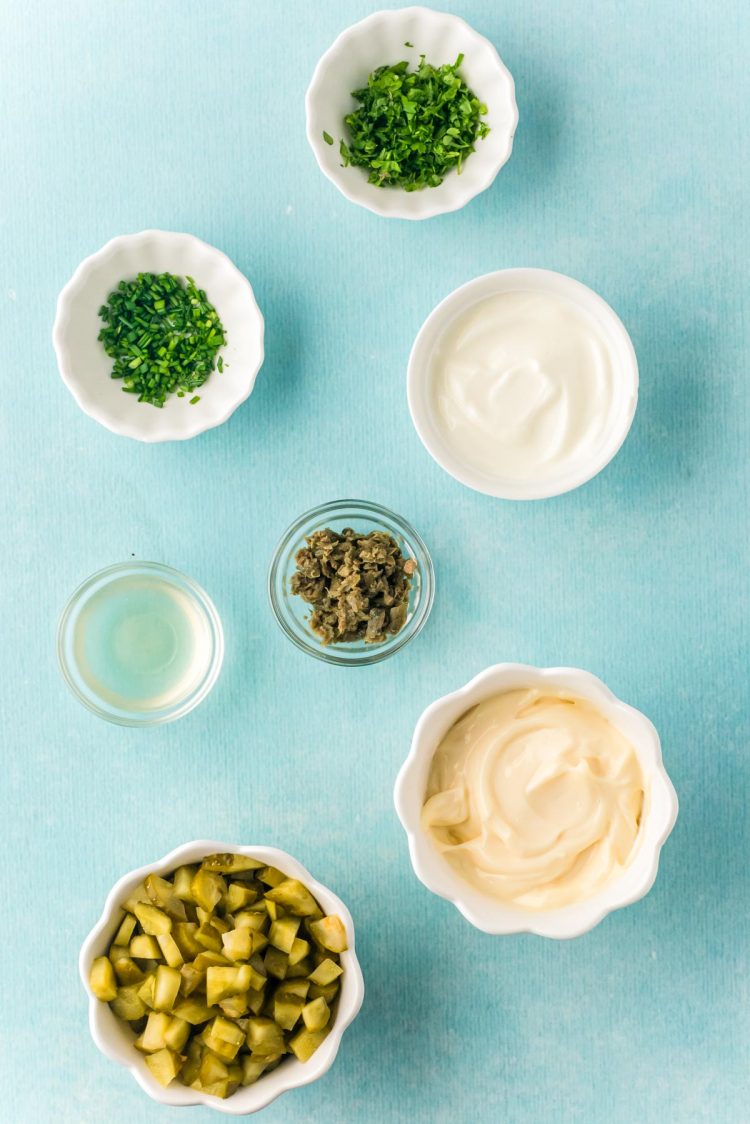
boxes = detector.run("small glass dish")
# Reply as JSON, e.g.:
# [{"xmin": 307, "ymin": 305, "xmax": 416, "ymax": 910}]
[
  {"xmin": 57, "ymin": 561, "xmax": 224, "ymax": 726},
  {"xmin": 269, "ymin": 499, "xmax": 435, "ymax": 666}
]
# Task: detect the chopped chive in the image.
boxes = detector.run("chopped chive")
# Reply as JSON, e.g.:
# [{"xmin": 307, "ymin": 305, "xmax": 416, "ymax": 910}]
[
  {"xmin": 322, "ymin": 130, "xmax": 334, "ymax": 146},
  {"xmin": 189, "ymin": 395, "xmax": 200, "ymax": 404},
  {"xmin": 97, "ymin": 272, "xmax": 226, "ymax": 408}
]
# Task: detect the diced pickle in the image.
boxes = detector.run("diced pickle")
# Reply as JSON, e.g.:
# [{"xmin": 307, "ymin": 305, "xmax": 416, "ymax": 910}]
[
  {"xmin": 269, "ymin": 916, "xmax": 300, "ymax": 954},
  {"xmin": 257, "ymin": 866, "xmax": 286, "ymax": 888},
  {"xmin": 219, "ymin": 993, "xmax": 249, "ymax": 1019},
  {"xmin": 243, "ymin": 986, "xmax": 264, "ymax": 1016},
  {"xmin": 111, "ymin": 953, "xmax": 145, "ymax": 986},
  {"xmin": 172, "ymin": 922, "xmax": 203, "ymax": 959},
  {"xmin": 138, "ymin": 1011, "xmax": 172, "ymax": 1052},
  {"xmin": 308, "ymin": 980, "xmax": 340, "ymax": 1003},
  {"xmin": 193, "ymin": 950, "xmax": 230, "ymax": 972},
  {"xmin": 157, "ymin": 932, "xmax": 184, "ymax": 968},
  {"xmin": 89, "ymin": 956, "xmax": 118, "ymax": 1002},
  {"xmin": 164, "ymin": 1016, "xmax": 191, "ymax": 1052},
  {"xmin": 288, "ymin": 937, "xmax": 311, "ymax": 966},
  {"xmin": 113, "ymin": 913, "xmax": 138, "ymax": 948},
  {"xmin": 233, "ymin": 910, "xmax": 268, "ymax": 933},
  {"xmin": 307, "ymin": 915, "xmax": 348, "ymax": 954},
  {"xmin": 181, "ymin": 1038, "xmax": 202, "ymax": 1085},
  {"xmin": 263, "ymin": 946, "xmax": 289, "ymax": 981},
  {"xmin": 221, "ymin": 928, "xmax": 253, "ymax": 962},
  {"xmin": 277, "ymin": 978, "xmax": 310, "ymax": 1001},
  {"xmin": 288, "ymin": 1025, "xmax": 330, "ymax": 1062},
  {"xmin": 200, "ymin": 1051, "xmax": 229, "ymax": 1086},
  {"xmin": 307, "ymin": 959, "xmax": 343, "ymax": 987},
  {"xmin": 273, "ymin": 994, "xmax": 304, "ymax": 1032},
  {"xmin": 172, "ymin": 865, "xmax": 199, "ymax": 901},
  {"xmin": 246, "ymin": 1018, "xmax": 285, "ymax": 1056},
  {"xmin": 302, "ymin": 997, "xmax": 330, "ymax": 1031},
  {"xmin": 286, "ymin": 957, "xmax": 312, "ymax": 979},
  {"xmin": 153, "ymin": 965, "xmax": 181, "ymax": 1012},
  {"xmin": 130, "ymin": 935, "xmax": 161, "ymax": 960},
  {"xmin": 224, "ymin": 883, "xmax": 258, "ymax": 912},
  {"xmin": 206, "ymin": 965, "xmax": 252, "ymax": 1007},
  {"xmin": 202, "ymin": 853, "xmax": 264, "ymax": 875},
  {"xmin": 247, "ymin": 954, "xmax": 268, "ymax": 992},
  {"xmin": 191, "ymin": 869, "xmax": 226, "ymax": 913},
  {"xmin": 122, "ymin": 882, "xmax": 150, "ymax": 914},
  {"xmin": 241, "ymin": 1056, "xmax": 269, "ymax": 1086},
  {"xmin": 202, "ymin": 1078, "xmax": 235, "ymax": 1099},
  {"xmin": 145, "ymin": 874, "xmax": 187, "ymax": 921},
  {"xmin": 110, "ymin": 983, "xmax": 147, "ymax": 1022},
  {"xmin": 137, "ymin": 974, "xmax": 156, "ymax": 1009},
  {"xmin": 265, "ymin": 879, "xmax": 321, "ymax": 917},
  {"xmin": 93, "ymin": 852, "xmax": 344, "ymax": 1103},
  {"xmin": 179, "ymin": 963, "xmax": 204, "ymax": 998},
  {"xmin": 172, "ymin": 998, "xmax": 221, "ymax": 1025},
  {"xmin": 133, "ymin": 901, "xmax": 172, "ymax": 936},
  {"xmin": 144, "ymin": 1047, "xmax": 185, "ymax": 1087},
  {"xmin": 195, "ymin": 922, "xmax": 223, "ymax": 953}
]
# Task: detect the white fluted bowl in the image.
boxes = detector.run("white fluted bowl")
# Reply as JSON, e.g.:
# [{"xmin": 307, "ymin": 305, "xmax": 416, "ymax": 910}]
[
  {"xmin": 53, "ymin": 231, "xmax": 264, "ymax": 441},
  {"xmin": 306, "ymin": 7, "xmax": 518, "ymax": 220},
  {"xmin": 394, "ymin": 665, "xmax": 678, "ymax": 938},
  {"xmin": 79, "ymin": 841, "xmax": 364, "ymax": 1115}
]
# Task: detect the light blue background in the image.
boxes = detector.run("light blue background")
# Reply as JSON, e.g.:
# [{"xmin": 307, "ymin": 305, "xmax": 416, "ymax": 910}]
[{"xmin": 1, "ymin": 1, "xmax": 748, "ymax": 1121}]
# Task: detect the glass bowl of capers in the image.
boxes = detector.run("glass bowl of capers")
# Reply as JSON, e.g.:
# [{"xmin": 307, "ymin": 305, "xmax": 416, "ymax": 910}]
[{"xmin": 268, "ymin": 499, "xmax": 435, "ymax": 666}]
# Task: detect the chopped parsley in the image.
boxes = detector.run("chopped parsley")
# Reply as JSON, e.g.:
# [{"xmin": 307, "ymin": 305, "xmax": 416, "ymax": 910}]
[{"xmin": 337, "ymin": 53, "xmax": 489, "ymax": 191}]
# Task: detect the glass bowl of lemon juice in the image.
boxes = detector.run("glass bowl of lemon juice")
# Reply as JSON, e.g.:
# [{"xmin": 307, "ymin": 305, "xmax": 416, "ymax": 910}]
[{"xmin": 57, "ymin": 562, "xmax": 224, "ymax": 726}]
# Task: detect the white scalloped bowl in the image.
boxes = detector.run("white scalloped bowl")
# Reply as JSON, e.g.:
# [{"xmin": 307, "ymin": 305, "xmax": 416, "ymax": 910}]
[
  {"xmin": 53, "ymin": 231, "xmax": 264, "ymax": 441},
  {"xmin": 306, "ymin": 7, "xmax": 518, "ymax": 220},
  {"xmin": 79, "ymin": 841, "xmax": 364, "ymax": 1115},
  {"xmin": 394, "ymin": 665, "xmax": 678, "ymax": 938}
]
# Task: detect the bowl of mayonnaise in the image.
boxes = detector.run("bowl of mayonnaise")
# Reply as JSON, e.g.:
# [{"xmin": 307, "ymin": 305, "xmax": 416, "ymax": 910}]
[
  {"xmin": 394, "ymin": 664, "xmax": 678, "ymax": 938},
  {"xmin": 407, "ymin": 269, "xmax": 639, "ymax": 499}
]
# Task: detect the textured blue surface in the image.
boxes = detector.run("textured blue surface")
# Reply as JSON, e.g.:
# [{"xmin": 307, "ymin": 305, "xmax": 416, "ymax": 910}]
[{"xmin": 1, "ymin": 2, "xmax": 748, "ymax": 1122}]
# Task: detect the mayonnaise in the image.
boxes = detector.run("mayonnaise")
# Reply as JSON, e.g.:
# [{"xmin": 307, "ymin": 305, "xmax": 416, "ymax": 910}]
[
  {"xmin": 429, "ymin": 290, "xmax": 618, "ymax": 483},
  {"xmin": 421, "ymin": 689, "xmax": 644, "ymax": 910}
]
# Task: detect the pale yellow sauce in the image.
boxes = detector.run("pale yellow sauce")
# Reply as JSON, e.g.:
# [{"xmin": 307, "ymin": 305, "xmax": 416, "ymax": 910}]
[{"xmin": 422, "ymin": 689, "xmax": 644, "ymax": 910}]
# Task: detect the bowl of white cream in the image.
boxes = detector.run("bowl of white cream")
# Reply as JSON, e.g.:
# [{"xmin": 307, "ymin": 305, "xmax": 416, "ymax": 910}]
[
  {"xmin": 407, "ymin": 270, "xmax": 639, "ymax": 499},
  {"xmin": 394, "ymin": 664, "xmax": 678, "ymax": 937}
]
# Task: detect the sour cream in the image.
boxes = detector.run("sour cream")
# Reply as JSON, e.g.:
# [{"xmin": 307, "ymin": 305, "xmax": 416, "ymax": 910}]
[
  {"xmin": 421, "ymin": 689, "xmax": 644, "ymax": 910},
  {"xmin": 429, "ymin": 290, "xmax": 620, "ymax": 485}
]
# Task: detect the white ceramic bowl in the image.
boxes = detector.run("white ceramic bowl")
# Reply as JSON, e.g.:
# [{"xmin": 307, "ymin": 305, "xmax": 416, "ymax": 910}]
[
  {"xmin": 80, "ymin": 841, "xmax": 365, "ymax": 1115},
  {"xmin": 394, "ymin": 664, "xmax": 678, "ymax": 938},
  {"xmin": 53, "ymin": 231, "xmax": 264, "ymax": 442},
  {"xmin": 305, "ymin": 7, "xmax": 518, "ymax": 220},
  {"xmin": 407, "ymin": 268, "xmax": 639, "ymax": 498}
]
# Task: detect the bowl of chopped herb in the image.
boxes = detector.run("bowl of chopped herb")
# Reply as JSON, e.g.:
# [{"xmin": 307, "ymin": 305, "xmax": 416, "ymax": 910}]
[
  {"xmin": 53, "ymin": 230, "xmax": 264, "ymax": 441},
  {"xmin": 305, "ymin": 7, "xmax": 518, "ymax": 219},
  {"xmin": 268, "ymin": 499, "xmax": 435, "ymax": 666}
]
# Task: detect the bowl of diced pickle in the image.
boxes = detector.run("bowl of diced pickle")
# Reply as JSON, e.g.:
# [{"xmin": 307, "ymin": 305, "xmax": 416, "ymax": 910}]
[{"xmin": 80, "ymin": 842, "xmax": 364, "ymax": 1114}]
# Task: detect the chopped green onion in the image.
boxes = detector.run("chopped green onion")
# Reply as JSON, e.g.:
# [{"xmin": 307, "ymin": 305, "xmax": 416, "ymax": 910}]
[{"xmin": 98, "ymin": 272, "xmax": 226, "ymax": 408}]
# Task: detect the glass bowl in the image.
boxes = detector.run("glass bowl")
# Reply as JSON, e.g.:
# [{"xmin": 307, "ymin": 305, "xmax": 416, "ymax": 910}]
[
  {"xmin": 57, "ymin": 561, "xmax": 224, "ymax": 726},
  {"xmin": 269, "ymin": 500, "xmax": 435, "ymax": 666}
]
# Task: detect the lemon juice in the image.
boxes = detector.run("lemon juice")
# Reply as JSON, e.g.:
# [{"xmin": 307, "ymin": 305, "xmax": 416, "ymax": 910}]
[{"xmin": 58, "ymin": 562, "xmax": 223, "ymax": 724}]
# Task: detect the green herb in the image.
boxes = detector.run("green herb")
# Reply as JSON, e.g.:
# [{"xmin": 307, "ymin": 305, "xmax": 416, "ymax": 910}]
[
  {"xmin": 335, "ymin": 53, "xmax": 489, "ymax": 191},
  {"xmin": 322, "ymin": 130, "xmax": 334, "ymax": 146},
  {"xmin": 189, "ymin": 395, "xmax": 200, "ymax": 404},
  {"xmin": 98, "ymin": 272, "xmax": 227, "ymax": 408},
  {"xmin": 291, "ymin": 528, "xmax": 416, "ymax": 645},
  {"xmin": 404, "ymin": 40, "xmax": 414, "ymax": 47}
]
